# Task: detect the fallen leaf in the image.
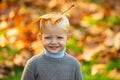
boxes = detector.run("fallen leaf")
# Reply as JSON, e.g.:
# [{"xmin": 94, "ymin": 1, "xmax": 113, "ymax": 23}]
[{"xmin": 91, "ymin": 64, "xmax": 106, "ymax": 75}]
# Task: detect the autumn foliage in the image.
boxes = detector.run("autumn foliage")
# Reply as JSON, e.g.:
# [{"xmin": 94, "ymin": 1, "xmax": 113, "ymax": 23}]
[{"xmin": 0, "ymin": 0, "xmax": 120, "ymax": 80}]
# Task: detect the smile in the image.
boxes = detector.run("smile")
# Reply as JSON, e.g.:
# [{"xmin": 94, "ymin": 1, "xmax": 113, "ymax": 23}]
[{"xmin": 49, "ymin": 46, "xmax": 59, "ymax": 49}]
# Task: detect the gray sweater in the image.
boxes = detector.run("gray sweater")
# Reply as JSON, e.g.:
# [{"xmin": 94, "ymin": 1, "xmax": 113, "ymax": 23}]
[{"xmin": 21, "ymin": 52, "xmax": 83, "ymax": 80}]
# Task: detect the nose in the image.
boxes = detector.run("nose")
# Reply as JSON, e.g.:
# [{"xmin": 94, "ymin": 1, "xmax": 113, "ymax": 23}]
[{"xmin": 51, "ymin": 38, "xmax": 58, "ymax": 44}]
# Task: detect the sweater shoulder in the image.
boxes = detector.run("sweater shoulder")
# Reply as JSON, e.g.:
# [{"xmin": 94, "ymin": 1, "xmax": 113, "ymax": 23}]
[
  {"xmin": 65, "ymin": 54, "xmax": 80, "ymax": 66},
  {"xmin": 26, "ymin": 53, "xmax": 43, "ymax": 65}
]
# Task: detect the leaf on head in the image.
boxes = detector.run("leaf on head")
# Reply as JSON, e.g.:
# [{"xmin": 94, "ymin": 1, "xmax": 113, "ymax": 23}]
[
  {"xmin": 29, "ymin": 12, "xmax": 63, "ymax": 26},
  {"xmin": 29, "ymin": 4, "xmax": 74, "ymax": 26},
  {"xmin": 39, "ymin": 12, "xmax": 63, "ymax": 24}
]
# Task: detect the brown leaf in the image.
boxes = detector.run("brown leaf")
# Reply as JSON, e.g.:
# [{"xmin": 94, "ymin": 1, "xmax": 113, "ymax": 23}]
[
  {"xmin": 114, "ymin": 32, "xmax": 120, "ymax": 50},
  {"xmin": 29, "ymin": 12, "xmax": 63, "ymax": 26},
  {"xmin": 39, "ymin": 12, "xmax": 63, "ymax": 24},
  {"xmin": 82, "ymin": 44, "xmax": 106, "ymax": 61}
]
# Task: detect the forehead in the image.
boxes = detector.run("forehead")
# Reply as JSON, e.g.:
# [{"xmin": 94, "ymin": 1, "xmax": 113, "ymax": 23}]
[{"xmin": 42, "ymin": 25, "xmax": 68, "ymax": 35}]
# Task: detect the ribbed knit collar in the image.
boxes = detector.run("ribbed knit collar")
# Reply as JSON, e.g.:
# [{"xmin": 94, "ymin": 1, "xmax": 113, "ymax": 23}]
[{"xmin": 44, "ymin": 48, "xmax": 66, "ymax": 58}]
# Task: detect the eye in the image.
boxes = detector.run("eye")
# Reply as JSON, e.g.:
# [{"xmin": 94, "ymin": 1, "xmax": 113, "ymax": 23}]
[
  {"xmin": 57, "ymin": 37, "xmax": 64, "ymax": 39},
  {"xmin": 44, "ymin": 37, "xmax": 51, "ymax": 39}
]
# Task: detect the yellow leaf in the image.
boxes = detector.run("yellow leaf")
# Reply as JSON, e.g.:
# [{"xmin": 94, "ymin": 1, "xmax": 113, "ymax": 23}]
[
  {"xmin": 0, "ymin": 21, "xmax": 8, "ymax": 30},
  {"xmin": 91, "ymin": 64, "xmax": 106, "ymax": 75},
  {"xmin": 0, "ymin": 35, "xmax": 7, "ymax": 47}
]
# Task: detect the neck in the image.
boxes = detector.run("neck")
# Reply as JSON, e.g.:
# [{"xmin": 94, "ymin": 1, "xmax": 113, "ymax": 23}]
[{"xmin": 44, "ymin": 48, "xmax": 66, "ymax": 58}]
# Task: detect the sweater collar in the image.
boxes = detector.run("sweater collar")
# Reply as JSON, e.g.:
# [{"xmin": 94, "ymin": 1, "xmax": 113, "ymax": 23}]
[{"xmin": 44, "ymin": 48, "xmax": 66, "ymax": 58}]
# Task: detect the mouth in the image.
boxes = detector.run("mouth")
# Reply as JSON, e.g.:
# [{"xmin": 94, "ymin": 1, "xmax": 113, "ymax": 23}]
[{"xmin": 49, "ymin": 46, "xmax": 59, "ymax": 50}]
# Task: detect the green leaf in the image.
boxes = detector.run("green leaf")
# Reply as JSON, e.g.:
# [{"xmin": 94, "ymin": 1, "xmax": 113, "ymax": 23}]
[
  {"xmin": 67, "ymin": 36, "xmax": 83, "ymax": 54},
  {"xmin": 6, "ymin": 45, "xmax": 20, "ymax": 56},
  {"xmin": 1, "ymin": 67, "xmax": 23, "ymax": 80},
  {"xmin": 107, "ymin": 59, "xmax": 120, "ymax": 71},
  {"xmin": 107, "ymin": 16, "xmax": 120, "ymax": 26}
]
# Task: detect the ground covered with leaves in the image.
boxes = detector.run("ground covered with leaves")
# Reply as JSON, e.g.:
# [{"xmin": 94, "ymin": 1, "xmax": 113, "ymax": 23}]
[{"xmin": 0, "ymin": 0, "xmax": 120, "ymax": 80}]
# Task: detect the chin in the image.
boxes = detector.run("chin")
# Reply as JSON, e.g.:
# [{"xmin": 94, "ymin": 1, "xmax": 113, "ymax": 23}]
[
  {"xmin": 47, "ymin": 49, "xmax": 61, "ymax": 54},
  {"xmin": 46, "ymin": 47, "xmax": 63, "ymax": 54},
  {"xmin": 49, "ymin": 51, "xmax": 59, "ymax": 54}
]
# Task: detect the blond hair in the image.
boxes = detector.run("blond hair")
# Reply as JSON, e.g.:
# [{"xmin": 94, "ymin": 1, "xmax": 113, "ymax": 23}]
[{"xmin": 40, "ymin": 13, "xmax": 70, "ymax": 34}]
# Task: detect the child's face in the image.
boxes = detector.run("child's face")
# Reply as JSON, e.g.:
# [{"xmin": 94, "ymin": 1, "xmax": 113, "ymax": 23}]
[{"xmin": 39, "ymin": 25, "xmax": 69, "ymax": 54}]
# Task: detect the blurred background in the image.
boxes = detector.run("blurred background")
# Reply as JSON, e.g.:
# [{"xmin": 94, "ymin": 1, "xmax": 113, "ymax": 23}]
[{"xmin": 0, "ymin": 0, "xmax": 120, "ymax": 80}]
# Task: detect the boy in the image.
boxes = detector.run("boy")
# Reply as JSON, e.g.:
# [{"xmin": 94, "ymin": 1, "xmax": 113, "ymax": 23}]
[{"xmin": 21, "ymin": 12, "xmax": 83, "ymax": 80}]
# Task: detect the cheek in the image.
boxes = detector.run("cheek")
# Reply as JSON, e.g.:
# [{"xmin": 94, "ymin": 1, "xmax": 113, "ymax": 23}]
[
  {"xmin": 59, "ymin": 39, "xmax": 68, "ymax": 45},
  {"xmin": 41, "ymin": 39, "xmax": 50, "ymax": 46},
  {"xmin": 43, "ymin": 40, "xmax": 50, "ymax": 44}
]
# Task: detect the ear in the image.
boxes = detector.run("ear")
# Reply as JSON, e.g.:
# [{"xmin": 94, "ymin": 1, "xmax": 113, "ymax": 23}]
[
  {"xmin": 67, "ymin": 33, "xmax": 71, "ymax": 41},
  {"xmin": 37, "ymin": 33, "xmax": 42, "ymax": 41}
]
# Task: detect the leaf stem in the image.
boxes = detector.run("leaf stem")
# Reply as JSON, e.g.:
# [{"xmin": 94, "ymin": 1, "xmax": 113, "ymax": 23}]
[{"xmin": 61, "ymin": 4, "xmax": 75, "ymax": 14}]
